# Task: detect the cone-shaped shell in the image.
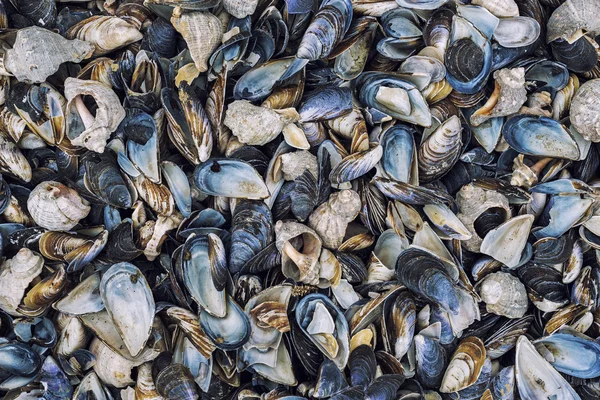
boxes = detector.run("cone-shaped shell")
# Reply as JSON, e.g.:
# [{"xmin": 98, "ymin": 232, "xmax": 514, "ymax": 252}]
[
  {"xmin": 275, "ymin": 220, "xmax": 322, "ymax": 285},
  {"xmin": 27, "ymin": 181, "xmax": 90, "ymax": 231},
  {"xmin": 480, "ymin": 215, "xmax": 534, "ymax": 268}
]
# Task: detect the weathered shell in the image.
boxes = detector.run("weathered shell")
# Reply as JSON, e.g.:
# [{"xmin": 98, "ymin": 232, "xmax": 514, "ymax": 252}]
[
  {"xmin": 0, "ymin": 249, "xmax": 44, "ymax": 316},
  {"xmin": 546, "ymin": 0, "xmax": 600, "ymax": 43},
  {"xmin": 470, "ymin": 68, "xmax": 527, "ymax": 127},
  {"xmin": 456, "ymin": 183, "xmax": 511, "ymax": 252},
  {"xmin": 3, "ymin": 27, "xmax": 94, "ymax": 83},
  {"xmin": 66, "ymin": 16, "xmax": 143, "ymax": 56},
  {"xmin": 222, "ymin": 0, "xmax": 257, "ymax": 18},
  {"xmin": 440, "ymin": 336, "xmax": 486, "ymax": 393},
  {"xmin": 65, "ymin": 78, "xmax": 126, "ymax": 153},
  {"xmin": 480, "ymin": 215, "xmax": 534, "ymax": 268},
  {"xmin": 194, "ymin": 159, "xmax": 269, "ymax": 199},
  {"xmin": 0, "ymin": 131, "xmax": 32, "ymax": 182},
  {"xmin": 275, "ymin": 220, "xmax": 322, "ymax": 285},
  {"xmin": 570, "ymin": 79, "xmax": 600, "ymax": 142},
  {"xmin": 27, "ymin": 181, "xmax": 90, "ymax": 231},
  {"xmin": 308, "ymin": 190, "xmax": 361, "ymax": 249},
  {"xmin": 493, "ymin": 17, "xmax": 540, "ymax": 48},
  {"xmin": 515, "ymin": 336, "xmax": 579, "ymax": 399},
  {"xmin": 171, "ymin": 9, "xmax": 222, "ymax": 73},
  {"xmin": 478, "ymin": 272, "xmax": 528, "ymax": 318},
  {"xmin": 471, "ymin": 0, "xmax": 518, "ymax": 17},
  {"xmin": 224, "ymin": 101, "xmax": 299, "ymax": 146},
  {"xmin": 418, "ymin": 115, "xmax": 462, "ymax": 182},
  {"xmin": 100, "ymin": 263, "xmax": 155, "ymax": 358}
]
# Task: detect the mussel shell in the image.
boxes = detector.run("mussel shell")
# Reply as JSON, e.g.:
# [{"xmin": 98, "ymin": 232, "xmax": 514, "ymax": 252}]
[
  {"xmin": 535, "ymin": 328, "xmax": 600, "ymax": 378},
  {"xmin": 198, "ymin": 296, "xmax": 251, "ymax": 350},
  {"xmin": 518, "ymin": 263, "xmax": 569, "ymax": 312},
  {"xmin": 551, "ymin": 37, "xmax": 598, "ymax": 74},
  {"xmin": 193, "ymin": 159, "xmax": 269, "ymax": 199},
  {"xmin": 414, "ymin": 333, "xmax": 447, "ymax": 389}
]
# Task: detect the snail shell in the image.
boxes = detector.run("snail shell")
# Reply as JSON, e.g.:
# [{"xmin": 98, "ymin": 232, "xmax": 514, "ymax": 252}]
[
  {"xmin": 478, "ymin": 272, "xmax": 529, "ymax": 318},
  {"xmin": 27, "ymin": 181, "xmax": 90, "ymax": 231},
  {"xmin": 570, "ymin": 78, "xmax": 600, "ymax": 142},
  {"xmin": 0, "ymin": 249, "xmax": 44, "ymax": 316},
  {"xmin": 308, "ymin": 190, "xmax": 362, "ymax": 249}
]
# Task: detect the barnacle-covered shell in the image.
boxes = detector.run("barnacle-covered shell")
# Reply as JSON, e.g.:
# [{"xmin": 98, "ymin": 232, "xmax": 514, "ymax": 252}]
[
  {"xmin": 4, "ymin": 27, "xmax": 94, "ymax": 83},
  {"xmin": 308, "ymin": 190, "xmax": 361, "ymax": 249},
  {"xmin": 470, "ymin": 68, "xmax": 527, "ymax": 127},
  {"xmin": 222, "ymin": 0, "xmax": 258, "ymax": 18},
  {"xmin": 478, "ymin": 272, "xmax": 528, "ymax": 318},
  {"xmin": 65, "ymin": 78, "xmax": 126, "ymax": 153},
  {"xmin": 0, "ymin": 249, "xmax": 44, "ymax": 316},
  {"xmin": 27, "ymin": 181, "xmax": 90, "ymax": 231},
  {"xmin": 66, "ymin": 16, "xmax": 143, "ymax": 56},
  {"xmin": 171, "ymin": 9, "xmax": 222, "ymax": 73},
  {"xmin": 570, "ymin": 79, "xmax": 600, "ymax": 142},
  {"xmin": 546, "ymin": 0, "xmax": 600, "ymax": 43},
  {"xmin": 224, "ymin": 101, "xmax": 299, "ymax": 146}
]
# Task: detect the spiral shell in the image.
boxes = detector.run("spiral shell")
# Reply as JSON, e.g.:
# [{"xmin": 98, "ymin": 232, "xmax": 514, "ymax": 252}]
[
  {"xmin": 276, "ymin": 221, "xmax": 322, "ymax": 285},
  {"xmin": 478, "ymin": 272, "xmax": 528, "ymax": 318},
  {"xmin": 171, "ymin": 9, "xmax": 223, "ymax": 73},
  {"xmin": 64, "ymin": 78, "xmax": 126, "ymax": 153},
  {"xmin": 570, "ymin": 79, "xmax": 600, "ymax": 142},
  {"xmin": 308, "ymin": 190, "xmax": 361, "ymax": 249},
  {"xmin": 27, "ymin": 181, "xmax": 90, "ymax": 231},
  {"xmin": 222, "ymin": 0, "xmax": 258, "ymax": 18},
  {"xmin": 66, "ymin": 16, "xmax": 143, "ymax": 56},
  {"xmin": 0, "ymin": 249, "xmax": 44, "ymax": 316},
  {"xmin": 417, "ymin": 115, "xmax": 462, "ymax": 182}
]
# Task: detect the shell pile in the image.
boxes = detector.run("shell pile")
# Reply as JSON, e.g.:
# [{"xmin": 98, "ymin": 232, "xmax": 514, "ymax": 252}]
[{"xmin": 1, "ymin": 0, "xmax": 600, "ymax": 399}]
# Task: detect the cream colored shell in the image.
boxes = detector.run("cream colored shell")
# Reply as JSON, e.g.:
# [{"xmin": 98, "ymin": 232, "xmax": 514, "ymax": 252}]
[
  {"xmin": 309, "ymin": 190, "xmax": 362, "ymax": 249},
  {"xmin": 27, "ymin": 181, "xmax": 90, "ymax": 231},
  {"xmin": 0, "ymin": 249, "xmax": 44, "ymax": 316},
  {"xmin": 478, "ymin": 272, "xmax": 529, "ymax": 318}
]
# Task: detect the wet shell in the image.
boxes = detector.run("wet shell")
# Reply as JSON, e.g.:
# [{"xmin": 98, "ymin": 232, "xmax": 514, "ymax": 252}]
[
  {"xmin": 66, "ymin": 16, "xmax": 143, "ymax": 56},
  {"xmin": 417, "ymin": 115, "xmax": 462, "ymax": 182},
  {"xmin": 27, "ymin": 181, "xmax": 90, "ymax": 231},
  {"xmin": 570, "ymin": 79, "xmax": 600, "ymax": 142},
  {"xmin": 480, "ymin": 215, "xmax": 534, "ymax": 268},
  {"xmin": 0, "ymin": 131, "xmax": 32, "ymax": 182},
  {"xmin": 171, "ymin": 9, "xmax": 223, "ymax": 73}
]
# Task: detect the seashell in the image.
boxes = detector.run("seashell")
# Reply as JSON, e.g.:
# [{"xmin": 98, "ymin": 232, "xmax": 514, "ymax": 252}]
[
  {"xmin": 54, "ymin": 273, "xmax": 103, "ymax": 316},
  {"xmin": 38, "ymin": 355, "xmax": 72, "ymax": 399},
  {"xmin": 492, "ymin": 17, "xmax": 540, "ymax": 48},
  {"xmin": 0, "ymin": 131, "xmax": 32, "ymax": 182},
  {"xmin": 222, "ymin": 0, "xmax": 257, "ymax": 18},
  {"xmin": 67, "ymin": 16, "xmax": 143, "ymax": 56},
  {"xmin": 414, "ymin": 332, "xmax": 447, "ymax": 389},
  {"xmin": 387, "ymin": 291, "xmax": 416, "ymax": 360},
  {"xmin": 27, "ymin": 181, "xmax": 90, "ymax": 231},
  {"xmin": 224, "ymin": 100, "xmax": 299, "ymax": 146},
  {"xmin": 198, "ymin": 295, "xmax": 251, "ymax": 350},
  {"xmin": 551, "ymin": 37, "xmax": 599, "ymax": 74},
  {"xmin": 298, "ymin": 87, "xmax": 353, "ymax": 123},
  {"xmin": 478, "ymin": 272, "xmax": 528, "ymax": 318},
  {"xmin": 64, "ymin": 78, "xmax": 126, "ymax": 153},
  {"xmin": 142, "ymin": 213, "xmax": 184, "ymax": 261},
  {"xmin": 39, "ymin": 230, "xmax": 108, "ymax": 273},
  {"xmin": 334, "ymin": 17, "xmax": 378, "ymax": 81},
  {"xmin": 89, "ymin": 338, "xmax": 144, "ymax": 388},
  {"xmin": 171, "ymin": 9, "xmax": 222, "ymax": 73},
  {"xmin": 194, "ymin": 159, "xmax": 269, "ymax": 199},
  {"xmin": 518, "ymin": 263, "xmax": 569, "ymax": 312},
  {"xmin": 423, "ymin": 204, "xmax": 471, "ymax": 240},
  {"xmin": 515, "ymin": 336, "xmax": 579, "ymax": 399},
  {"xmin": 456, "ymin": 183, "xmax": 511, "ymax": 253},
  {"xmin": 141, "ymin": 17, "xmax": 178, "ymax": 58},
  {"xmin": 278, "ymin": 150, "xmax": 319, "ymax": 182},
  {"xmin": 133, "ymin": 174, "xmax": 174, "ymax": 216},
  {"xmin": 396, "ymin": 0, "xmax": 449, "ymax": 10},
  {"xmin": 417, "ymin": 115, "xmax": 462, "ymax": 182},
  {"xmin": 155, "ymin": 363, "xmax": 199, "ymax": 400},
  {"xmin": 230, "ymin": 200, "xmax": 274, "ymax": 274},
  {"xmin": 308, "ymin": 190, "xmax": 361, "ymax": 249},
  {"xmin": 480, "ymin": 215, "xmax": 534, "ymax": 269},
  {"xmin": 166, "ymin": 307, "xmax": 216, "ymax": 359},
  {"xmin": 355, "ymin": 72, "xmax": 432, "ymax": 127},
  {"xmin": 3, "ymin": 27, "xmax": 94, "ymax": 84},
  {"xmin": 329, "ymin": 145, "xmax": 383, "ymax": 184},
  {"xmin": 440, "ymin": 336, "xmax": 486, "ymax": 393},
  {"xmin": 546, "ymin": 0, "xmax": 600, "ymax": 43},
  {"xmin": 100, "ymin": 263, "xmax": 155, "ymax": 357},
  {"xmin": 570, "ymin": 79, "xmax": 600, "ymax": 142},
  {"xmin": 275, "ymin": 221, "xmax": 322, "ymax": 285},
  {"xmin": 470, "ymin": 68, "xmax": 527, "ymax": 127},
  {"xmin": 396, "ymin": 246, "xmax": 460, "ymax": 314},
  {"xmin": 0, "ymin": 340, "xmax": 41, "ymax": 379},
  {"xmin": 18, "ymin": 265, "xmax": 67, "ymax": 317},
  {"xmin": 379, "ymin": 123, "xmax": 418, "ymax": 184},
  {"xmin": 471, "ymin": 0, "xmax": 518, "ymax": 17},
  {"xmin": 0, "ymin": 249, "xmax": 43, "ymax": 316},
  {"xmin": 553, "ymin": 74, "xmax": 579, "ymax": 120}
]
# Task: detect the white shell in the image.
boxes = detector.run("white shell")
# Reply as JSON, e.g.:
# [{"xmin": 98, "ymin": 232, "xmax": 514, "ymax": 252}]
[
  {"xmin": 308, "ymin": 190, "xmax": 362, "ymax": 249},
  {"xmin": 478, "ymin": 272, "xmax": 529, "ymax": 318},
  {"xmin": 471, "ymin": 0, "xmax": 518, "ymax": 17},
  {"xmin": 570, "ymin": 79, "xmax": 600, "ymax": 142},
  {"xmin": 64, "ymin": 78, "xmax": 126, "ymax": 153},
  {"xmin": 480, "ymin": 215, "xmax": 534, "ymax": 268},
  {"xmin": 0, "ymin": 249, "xmax": 44, "ymax": 316},
  {"xmin": 0, "ymin": 130, "xmax": 32, "ymax": 182},
  {"xmin": 171, "ymin": 10, "xmax": 223, "ymax": 73},
  {"xmin": 223, "ymin": 0, "xmax": 258, "ymax": 18},
  {"xmin": 90, "ymin": 338, "xmax": 145, "ymax": 388},
  {"xmin": 471, "ymin": 68, "xmax": 528, "ymax": 126},
  {"xmin": 67, "ymin": 16, "xmax": 143, "ymax": 56},
  {"xmin": 27, "ymin": 181, "xmax": 91, "ymax": 231}
]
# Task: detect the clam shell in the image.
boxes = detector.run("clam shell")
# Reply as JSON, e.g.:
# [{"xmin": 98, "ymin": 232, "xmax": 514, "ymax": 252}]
[
  {"xmin": 480, "ymin": 215, "xmax": 534, "ymax": 268},
  {"xmin": 99, "ymin": 263, "xmax": 155, "ymax": 357}
]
